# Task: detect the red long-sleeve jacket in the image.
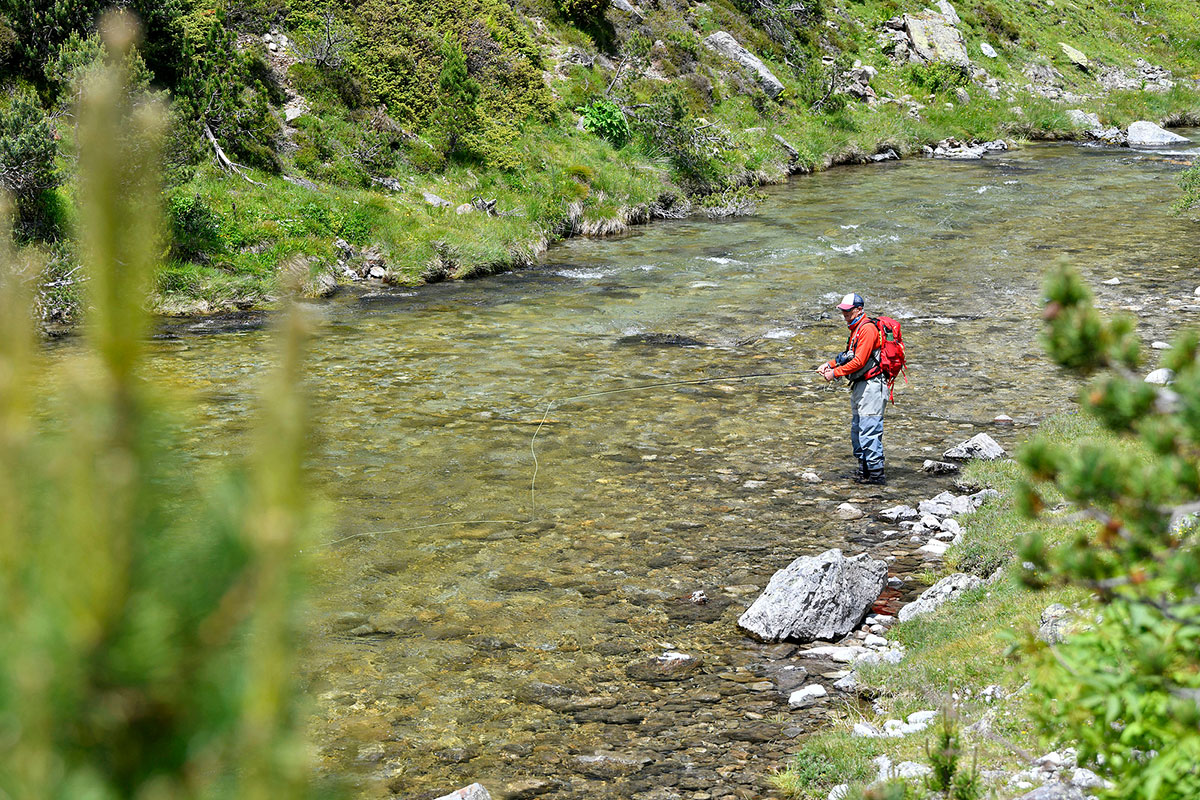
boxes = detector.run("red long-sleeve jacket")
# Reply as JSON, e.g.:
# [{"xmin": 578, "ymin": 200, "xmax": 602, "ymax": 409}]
[{"xmin": 827, "ymin": 314, "xmax": 879, "ymax": 379}]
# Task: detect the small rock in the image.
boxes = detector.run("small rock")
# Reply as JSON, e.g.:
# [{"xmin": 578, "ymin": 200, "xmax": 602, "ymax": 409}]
[
  {"xmin": 833, "ymin": 673, "xmax": 858, "ymax": 692},
  {"xmin": 852, "ymin": 722, "xmax": 884, "ymax": 738},
  {"xmin": 788, "ymin": 684, "xmax": 828, "ymax": 708},
  {"xmin": 1151, "ymin": 341, "xmax": 1170, "ymax": 350},
  {"xmin": 918, "ymin": 539, "xmax": 950, "ymax": 557},
  {"xmin": 944, "ymin": 432, "xmax": 1006, "ymax": 461},
  {"xmin": 993, "ymin": 414, "xmax": 1014, "ymax": 424},
  {"xmin": 836, "ymin": 502, "xmax": 865, "ymax": 520},
  {"xmin": 880, "ymin": 504, "xmax": 919, "ymax": 521},
  {"xmin": 922, "ymin": 459, "xmax": 960, "ymax": 474},
  {"xmin": 423, "ymin": 190, "xmax": 453, "ymax": 208},
  {"xmin": 980, "ymin": 41, "xmax": 998, "ymax": 58},
  {"xmin": 829, "ymin": 785, "xmax": 849, "ymax": 800},
  {"xmin": 1144, "ymin": 368, "xmax": 1174, "ymax": 385},
  {"xmin": 899, "ymin": 573, "xmax": 983, "ymax": 621},
  {"xmin": 1059, "ymin": 42, "xmax": 1089, "ymax": 69},
  {"xmin": 625, "ymin": 651, "xmax": 703, "ymax": 682},
  {"xmin": 433, "ymin": 784, "xmax": 491, "ymax": 800},
  {"xmin": 456, "ymin": 203, "xmax": 473, "ymax": 215},
  {"xmin": 1101, "ymin": 277, "xmax": 1121, "ymax": 285},
  {"xmin": 955, "ymin": 87, "xmax": 971, "ymax": 105},
  {"xmin": 907, "ymin": 710, "xmax": 938, "ymax": 726},
  {"xmin": 1038, "ymin": 603, "xmax": 1073, "ymax": 644},
  {"xmin": 1013, "ymin": 783, "xmax": 1085, "ymax": 800},
  {"xmin": 801, "ymin": 471, "xmax": 822, "ymax": 483}
]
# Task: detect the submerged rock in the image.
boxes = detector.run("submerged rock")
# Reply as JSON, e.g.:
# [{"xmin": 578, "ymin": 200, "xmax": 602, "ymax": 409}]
[
  {"xmin": 625, "ymin": 651, "xmax": 704, "ymax": 682},
  {"xmin": 922, "ymin": 459, "xmax": 959, "ymax": 474},
  {"xmin": 738, "ymin": 549, "xmax": 887, "ymax": 642}
]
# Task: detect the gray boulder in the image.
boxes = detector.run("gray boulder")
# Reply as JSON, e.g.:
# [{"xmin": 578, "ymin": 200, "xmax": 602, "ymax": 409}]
[
  {"xmin": 1128, "ymin": 120, "xmax": 1189, "ymax": 146},
  {"xmin": 1066, "ymin": 109, "xmax": 1100, "ymax": 128},
  {"xmin": 423, "ymin": 190, "xmax": 453, "ymax": 208},
  {"xmin": 979, "ymin": 41, "xmax": 998, "ymax": 58},
  {"xmin": 703, "ymin": 32, "xmax": 784, "ymax": 98},
  {"xmin": 738, "ymin": 549, "xmax": 887, "ymax": 642},
  {"xmin": 903, "ymin": 12, "xmax": 969, "ymax": 67},
  {"xmin": 944, "ymin": 432, "xmax": 1006, "ymax": 461},
  {"xmin": 898, "ymin": 573, "xmax": 983, "ymax": 622}
]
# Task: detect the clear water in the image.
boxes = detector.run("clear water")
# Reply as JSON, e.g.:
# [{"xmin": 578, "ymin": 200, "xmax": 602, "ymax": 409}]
[{"xmin": 94, "ymin": 136, "xmax": 1200, "ymax": 797}]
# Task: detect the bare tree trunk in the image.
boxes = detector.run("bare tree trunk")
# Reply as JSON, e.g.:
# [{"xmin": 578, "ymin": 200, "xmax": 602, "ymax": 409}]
[{"xmin": 204, "ymin": 124, "xmax": 266, "ymax": 187}]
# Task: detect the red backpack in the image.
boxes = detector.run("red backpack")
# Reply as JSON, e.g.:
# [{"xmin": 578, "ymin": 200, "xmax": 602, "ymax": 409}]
[{"xmin": 869, "ymin": 316, "xmax": 907, "ymax": 403}]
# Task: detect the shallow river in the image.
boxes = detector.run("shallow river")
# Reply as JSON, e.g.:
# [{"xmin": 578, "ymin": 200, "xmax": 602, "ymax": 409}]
[{"xmin": 141, "ymin": 135, "xmax": 1200, "ymax": 798}]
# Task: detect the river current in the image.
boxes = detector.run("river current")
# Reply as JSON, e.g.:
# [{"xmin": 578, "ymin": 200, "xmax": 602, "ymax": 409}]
[{"xmin": 134, "ymin": 135, "xmax": 1200, "ymax": 798}]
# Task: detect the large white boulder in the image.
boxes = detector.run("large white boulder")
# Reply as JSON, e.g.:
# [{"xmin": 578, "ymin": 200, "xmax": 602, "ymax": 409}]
[
  {"xmin": 703, "ymin": 32, "xmax": 785, "ymax": 98},
  {"xmin": 1127, "ymin": 120, "xmax": 1189, "ymax": 146},
  {"xmin": 738, "ymin": 549, "xmax": 887, "ymax": 642}
]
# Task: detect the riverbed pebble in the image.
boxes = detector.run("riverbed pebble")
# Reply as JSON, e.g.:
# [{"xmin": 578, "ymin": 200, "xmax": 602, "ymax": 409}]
[
  {"xmin": 836, "ymin": 502, "xmax": 865, "ymax": 520},
  {"xmin": 788, "ymin": 684, "xmax": 828, "ymax": 707},
  {"xmin": 1151, "ymin": 341, "xmax": 1170, "ymax": 349},
  {"xmin": 433, "ymin": 783, "xmax": 491, "ymax": 800},
  {"xmin": 801, "ymin": 471, "xmax": 822, "ymax": 483}
]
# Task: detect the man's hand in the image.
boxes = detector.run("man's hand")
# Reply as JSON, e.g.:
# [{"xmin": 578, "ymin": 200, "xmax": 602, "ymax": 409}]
[{"xmin": 817, "ymin": 363, "xmax": 835, "ymax": 381}]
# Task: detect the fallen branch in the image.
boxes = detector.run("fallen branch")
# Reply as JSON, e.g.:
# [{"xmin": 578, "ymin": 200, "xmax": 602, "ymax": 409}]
[{"xmin": 203, "ymin": 124, "xmax": 266, "ymax": 187}]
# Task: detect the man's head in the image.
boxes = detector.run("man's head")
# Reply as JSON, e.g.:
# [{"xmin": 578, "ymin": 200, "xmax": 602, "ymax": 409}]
[{"xmin": 836, "ymin": 293, "xmax": 865, "ymax": 323}]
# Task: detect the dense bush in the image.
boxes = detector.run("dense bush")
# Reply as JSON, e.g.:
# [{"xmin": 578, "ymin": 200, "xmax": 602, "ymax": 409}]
[
  {"xmin": 0, "ymin": 89, "xmax": 61, "ymax": 239},
  {"xmin": 972, "ymin": 1, "xmax": 1020, "ymax": 41},
  {"xmin": 434, "ymin": 34, "xmax": 480, "ymax": 158},
  {"xmin": 167, "ymin": 193, "xmax": 223, "ymax": 261}
]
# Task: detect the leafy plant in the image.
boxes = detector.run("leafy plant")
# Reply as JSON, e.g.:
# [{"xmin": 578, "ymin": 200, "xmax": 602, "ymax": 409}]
[
  {"xmin": 1175, "ymin": 161, "xmax": 1200, "ymax": 214},
  {"xmin": 576, "ymin": 98, "xmax": 630, "ymax": 148},
  {"xmin": 924, "ymin": 709, "xmax": 981, "ymax": 800},
  {"xmin": 1020, "ymin": 263, "xmax": 1200, "ymax": 800}
]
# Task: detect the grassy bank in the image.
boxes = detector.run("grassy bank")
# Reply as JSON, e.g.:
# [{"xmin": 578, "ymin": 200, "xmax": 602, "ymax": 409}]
[
  {"xmin": 771, "ymin": 413, "xmax": 1117, "ymax": 800},
  {"xmin": 12, "ymin": 0, "xmax": 1200, "ymax": 319}
]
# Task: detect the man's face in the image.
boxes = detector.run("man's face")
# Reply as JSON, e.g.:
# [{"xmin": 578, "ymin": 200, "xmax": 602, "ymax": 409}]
[{"xmin": 840, "ymin": 306, "xmax": 861, "ymax": 325}]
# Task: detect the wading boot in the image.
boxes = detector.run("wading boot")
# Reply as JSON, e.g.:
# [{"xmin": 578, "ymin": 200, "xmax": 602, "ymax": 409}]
[{"xmin": 861, "ymin": 469, "xmax": 886, "ymax": 485}]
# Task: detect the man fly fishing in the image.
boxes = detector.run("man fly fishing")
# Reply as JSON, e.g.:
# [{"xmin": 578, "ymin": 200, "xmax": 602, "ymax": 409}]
[{"xmin": 817, "ymin": 292, "xmax": 893, "ymax": 485}]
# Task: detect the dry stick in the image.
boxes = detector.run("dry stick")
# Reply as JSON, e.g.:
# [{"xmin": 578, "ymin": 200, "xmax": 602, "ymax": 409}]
[{"xmin": 203, "ymin": 124, "xmax": 266, "ymax": 187}]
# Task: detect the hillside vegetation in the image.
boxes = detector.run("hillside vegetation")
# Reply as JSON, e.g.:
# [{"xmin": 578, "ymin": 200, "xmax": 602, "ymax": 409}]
[{"xmin": 2, "ymin": 0, "xmax": 1199, "ymax": 319}]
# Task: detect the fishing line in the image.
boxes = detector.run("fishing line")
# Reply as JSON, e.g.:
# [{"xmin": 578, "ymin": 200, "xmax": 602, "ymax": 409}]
[{"xmin": 326, "ymin": 367, "xmax": 833, "ymax": 547}]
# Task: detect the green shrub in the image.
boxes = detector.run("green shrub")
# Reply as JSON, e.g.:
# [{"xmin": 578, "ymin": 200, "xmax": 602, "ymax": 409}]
[
  {"xmin": 906, "ymin": 61, "xmax": 971, "ymax": 93},
  {"xmin": 167, "ymin": 193, "xmax": 223, "ymax": 261},
  {"xmin": 434, "ymin": 34, "xmax": 480, "ymax": 158},
  {"xmin": 0, "ymin": 89, "xmax": 61, "ymax": 240},
  {"xmin": 576, "ymin": 98, "xmax": 631, "ymax": 148},
  {"xmin": 555, "ymin": 0, "xmax": 611, "ymax": 25}
]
